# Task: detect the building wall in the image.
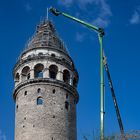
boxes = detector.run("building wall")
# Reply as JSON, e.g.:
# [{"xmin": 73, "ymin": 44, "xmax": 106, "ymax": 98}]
[
  {"xmin": 15, "ymin": 83, "xmax": 77, "ymax": 140},
  {"xmin": 13, "ymin": 20, "xmax": 79, "ymax": 140}
]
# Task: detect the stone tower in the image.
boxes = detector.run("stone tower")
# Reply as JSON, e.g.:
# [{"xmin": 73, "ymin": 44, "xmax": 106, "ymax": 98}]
[{"xmin": 13, "ymin": 19, "xmax": 79, "ymax": 140}]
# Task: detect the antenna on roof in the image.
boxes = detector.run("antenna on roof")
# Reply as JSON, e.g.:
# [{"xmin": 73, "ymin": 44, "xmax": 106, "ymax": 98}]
[{"xmin": 47, "ymin": 7, "xmax": 49, "ymax": 20}]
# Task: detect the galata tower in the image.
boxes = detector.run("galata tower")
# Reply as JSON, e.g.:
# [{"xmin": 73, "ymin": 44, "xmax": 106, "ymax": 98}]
[{"xmin": 13, "ymin": 19, "xmax": 79, "ymax": 140}]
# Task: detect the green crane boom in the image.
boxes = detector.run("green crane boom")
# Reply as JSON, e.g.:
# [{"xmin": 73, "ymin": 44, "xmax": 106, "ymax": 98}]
[{"xmin": 49, "ymin": 7, "xmax": 126, "ymax": 140}]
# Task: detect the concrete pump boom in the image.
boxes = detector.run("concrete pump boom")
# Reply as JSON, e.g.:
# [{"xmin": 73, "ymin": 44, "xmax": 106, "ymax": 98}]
[{"xmin": 49, "ymin": 7, "xmax": 126, "ymax": 140}]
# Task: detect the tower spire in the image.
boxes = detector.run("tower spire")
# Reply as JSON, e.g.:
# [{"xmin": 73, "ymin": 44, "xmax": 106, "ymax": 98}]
[
  {"xmin": 47, "ymin": 7, "xmax": 49, "ymax": 20},
  {"xmin": 13, "ymin": 17, "xmax": 79, "ymax": 140}
]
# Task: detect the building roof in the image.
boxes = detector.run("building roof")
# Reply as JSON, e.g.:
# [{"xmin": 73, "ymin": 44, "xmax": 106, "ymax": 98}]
[{"xmin": 23, "ymin": 19, "xmax": 68, "ymax": 54}]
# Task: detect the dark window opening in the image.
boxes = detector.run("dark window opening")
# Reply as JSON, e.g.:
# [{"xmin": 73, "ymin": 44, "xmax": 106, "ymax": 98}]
[
  {"xmin": 53, "ymin": 115, "xmax": 55, "ymax": 118},
  {"xmin": 24, "ymin": 91, "xmax": 27, "ymax": 96},
  {"xmin": 37, "ymin": 97, "xmax": 43, "ymax": 105},
  {"xmin": 15, "ymin": 73, "xmax": 20, "ymax": 81},
  {"xmin": 62, "ymin": 58, "xmax": 65, "ymax": 61},
  {"xmin": 50, "ymin": 71, "xmax": 56, "ymax": 79},
  {"xmin": 27, "ymin": 55, "xmax": 31, "ymax": 59},
  {"xmin": 41, "ymin": 43, "xmax": 44, "ymax": 46},
  {"xmin": 63, "ymin": 70, "xmax": 70, "ymax": 84},
  {"xmin": 51, "ymin": 53, "xmax": 56, "ymax": 57},
  {"xmin": 66, "ymin": 93, "xmax": 68, "ymax": 99},
  {"xmin": 38, "ymin": 52, "xmax": 43, "ymax": 56},
  {"xmin": 24, "ymin": 117, "xmax": 26, "ymax": 120},
  {"xmin": 23, "ymin": 125, "xmax": 25, "ymax": 128},
  {"xmin": 21, "ymin": 66, "xmax": 30, "ymax": 81},
  {"xmin": 16, "ymin": 105, "xmax": 18, "ymax": 110},
  {"xmin": 37, "ymin": 88, "xmax": 41, "ymax": 93},
  {"xmin": 43, "ymin": 30, "xmax": 48, "ymax": 33},
  {"xmin": 52, "ymin": 89, "xmax": 55, "ymax": 93},
  {"xmin": 49, "ymin": 65, "xmax": 58, "ymax": 79},
  {"xmin": 34, "ymin": 63, "xmax": 44, "ymax": 78},
  {"xmin": 43, "ymin": 33, "xmax": 47, "ymax": 35},
  {"xmin": 65, "ymin": 101, "xmax": 69, "ymax": 110},
  {"xmin": 33, "ymin": 125, "xmax": 35, "ymax": 127}
]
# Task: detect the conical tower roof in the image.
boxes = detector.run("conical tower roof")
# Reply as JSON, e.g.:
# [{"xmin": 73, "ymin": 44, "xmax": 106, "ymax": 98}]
[
  {"xmin": 14, "ymin": 19, "xmax": 78, "ymax": 76},
  {"xmin": 23, "ymin": 19, "xmax": 68, "ymax": 54}
]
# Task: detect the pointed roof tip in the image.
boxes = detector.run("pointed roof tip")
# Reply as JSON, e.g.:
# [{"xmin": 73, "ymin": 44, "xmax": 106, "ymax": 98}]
[
  {"xmin": 46, "ymin": 7, "xmax": 49, "ymax": 20},
  {"xmin": 39, "ymin": 8, "xmax": 50, "ymax": 23},
  {"xmin": 37, "ymin": 7, "xmax": 51, "ymax": 27},
  {"xmin": 36, "ymin": 18, "xmax": 56, "ymax": 32},
  {"xmin": 22, "ymin": 18, "xmax": 69, "ymax": 55}
]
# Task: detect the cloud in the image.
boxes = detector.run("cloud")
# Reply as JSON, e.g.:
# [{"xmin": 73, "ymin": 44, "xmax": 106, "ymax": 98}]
[
  {"xmin": 58, "ymin": 0, "xmax": 99, "ymax": 8},
  {"xmin": 100, "ymin": 0, "xmax": 112, "ymax": 16},
  {"xmin": 76, "ymin": 32, "xmax": 86, "ymax": 42},
  {"xmin": 58, "ymin": 0, "xmax": 73, "ymax": 7},
  {"xmin": 0, "ymin": 130, "xmax": 6, "ymax": 140},
  {"xmin": 92, "ymin": 0, "xmax": 112, "ymax": 27},
  {"xmin": 24, "ymin": 3, "xmax": 32, "ymax": 12},
  {"xmin": 58, "ymin": 0, "xmax": 112, "ymax": 27},
  {"xmin": 92, "ymin": 17, "xmax": 109, "ymax": 28},
  {"xmin": 130, "ymin": 11, "xmax": 140, "ymax": 25}
]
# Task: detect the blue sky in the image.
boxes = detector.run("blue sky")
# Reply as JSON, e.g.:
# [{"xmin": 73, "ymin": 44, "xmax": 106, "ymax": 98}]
[{"xmin": 0, "ymin": 0, "xmax": 140, "ymax": 139}]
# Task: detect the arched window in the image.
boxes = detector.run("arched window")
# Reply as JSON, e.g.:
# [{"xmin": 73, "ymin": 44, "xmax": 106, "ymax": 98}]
[
  {"xmin": 15, "ymin": 73, "xmax": 20, "ymax": 82},
  {"xmin": 51, "ymin": 53, "xmax": 55, "ymax": 57},
  {"xmin": 27, "ymin": 55, "xmax": 31, "ymax": 60},
  {"xmin": 34, "ymin": 63, "xmax": 44, "ymax": 78},
  {"xmin": 66, "ymin": 93, "xmax": 68, "ymax": 99},
  {"xmin": 37, "ymin": 88, "xmax": 41, "ymax": 93},
  {"xmin": 38, "ymin": 52, "xmax": 43, "ymax": 56},
  {"xmin": 37, "ymin": 97, "xmax": 43, "ymax": 105},
  {"xmin": 63, "ymin": 69, "xmax": 70, "ymax": 84},
  {"xmin": 21, "ymin": 66, "xmax": 30, "ymax": 81},
  {"xmin": 65, "ymin": 101, "xmax": 69, "ymax": 110},
  {"xmin": 49, "ymin": 65, "xmax": 58, "ymax": 79}
]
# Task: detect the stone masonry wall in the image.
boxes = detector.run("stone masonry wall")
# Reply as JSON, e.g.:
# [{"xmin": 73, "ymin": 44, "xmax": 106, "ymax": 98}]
[{"xmin": 15, "ymin": 83, "xmax": 77, "ymax": 140}]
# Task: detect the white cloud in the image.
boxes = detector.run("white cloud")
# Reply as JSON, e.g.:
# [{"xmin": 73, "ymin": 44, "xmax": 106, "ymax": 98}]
[
  {"xmin": 76, "ymin": 32, "xmax": 86, "ymax": 42},
  {"xmin": 92, "ymin": 17, "xmax": 109, "ymax": 28},
  {"xmin": 0, "ymin": 130, "xmax": 6, "ymax": 140},
  {"xmin": 58, "ymin": 0, "xmax": 112, "ymax": 41},
  {"xmin": 92, "ymin": 0, "xmax": 112, "ymax": 27},
  {"xmin": 100, "ymin": 0, "xmax": 112, "ymax": 16},
  {"xmin": 76, "ymin": 0, "xmax": 99, "ymax": 9},
  {"xmin": 58, "ymin": 0, "xmax": 73, "ymax": 7},
  {"xmin": 130, "ymin": 11, "xmax": 140, "ymax": 25},
  {"xmin": 58, "ymin": 0, "xmax": 112, "ymax": 27},
  {"xmin": 24, "ymin": 3, "xmax": 32, "ymax": 12}
]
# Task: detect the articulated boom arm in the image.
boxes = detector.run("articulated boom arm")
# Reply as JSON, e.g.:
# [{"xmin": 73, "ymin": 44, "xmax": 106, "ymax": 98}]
[
  {"xmin": 49, "ymin": 7, "xmax": 104, "ymax": 36},
  {"xmin": 49, "ymin": 7, "xmax": 126, "ymax": 140}
]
